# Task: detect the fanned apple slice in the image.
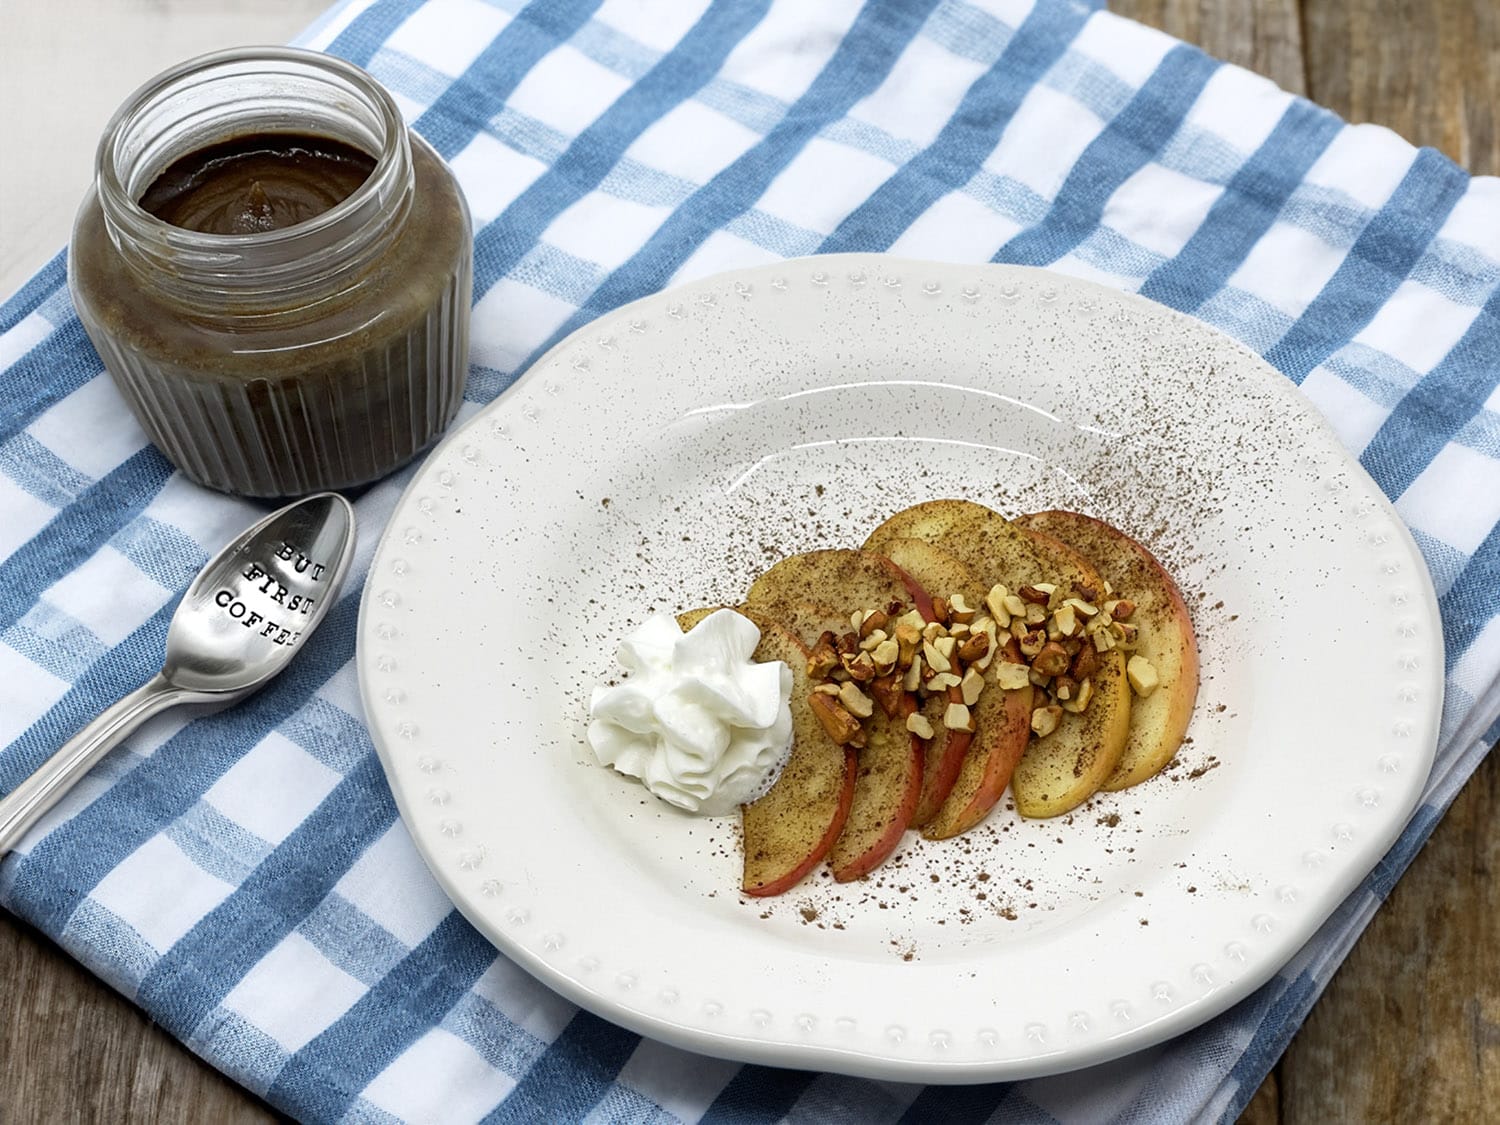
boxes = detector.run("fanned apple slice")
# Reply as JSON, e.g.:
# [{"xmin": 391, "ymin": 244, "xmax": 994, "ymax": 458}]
[
  {"xmin": 828, "ymin": 699, "xmax": 922, "ymax": 882},
  {"xmin": 875, "ymin": 537, "xmax": 981, "ymax": 827},
  {"xmin": 1014, "ymin": 510, "xmax": 1200, "ymax": 791},
  {"xmin": 744, "ymin": 548, "xmax": 914, "ymax": 628},
  {"xmin": 864, "ymin": 498, "xmax": 1085, "ymax": 591},
  {"xmin": 675, "ymin": 609, "xmax": 856, "ymax": 897}
]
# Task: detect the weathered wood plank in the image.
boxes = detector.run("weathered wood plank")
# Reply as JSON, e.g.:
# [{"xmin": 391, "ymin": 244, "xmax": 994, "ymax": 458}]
[{"xmin": 0, "ymin": 911, "xmax": 278, "ymax": 1123}]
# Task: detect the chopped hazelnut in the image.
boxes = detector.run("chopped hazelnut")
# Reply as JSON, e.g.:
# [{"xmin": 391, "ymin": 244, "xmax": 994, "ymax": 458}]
[
  {"xmin": 1070, "ymin": 642, "xmax": 1101, "ymax": 681},
  {"xmin": 1061, "ymin": 677, "xmax": 1095, "ymax": 713},
  {"xmin": 1052, "ymin": 674, "xmax": 1076, "ymax": 701},
  {"xmin": 1051, "ymin": 603, "xmax": 1079, "ymax": 638},
  {"xmin": 1063, "ymin": 597, "xmax": 1098, "ymax": 617},
  {"xmin": 957, "ymin": 631, "xmax": 991, "ymax": 664},
  {"xmin": 838, "ymin": 681, "xmax": 875, "ymax": 718},
  {"xmin": 1127, "ymin": 654, "xmax": 1160, "ymax": 696},
  {"xmin": 927, "ymin": 671, "xmax": 961, "ymax": 691},
  {"xmin": 994, "ymin": 661, "xmax": 1031, "ymax": 690},
  {"xmin": 1030, "ymin": 704, "xmax": 1063, "ymax": 738},
  {"xmin": 1003, "ymin": 594, "xmax": 1028, "ymax": 618},
  {"xmin": 871, "ymin": 637, "xmax": 900, "ymax": 672},
  {"xmin": 807, "ymin": 632, "xmax": 840, "ymax": 680},
  {"xmin": 1033, "ymin": 641, "xmax": 1070, "ymax": 677},
  {"xmin": 859, "ymin": 609, "xmax": 889, "ymax": 638},
  {"xmin": 931, "ymin": 595, "xmax": 949, "ymax": 624},
  {"xmin": 808, "ymin": 692, "xmax": 862, "ymax": 745},
  {"xmin": 906, "ymin": 711, "xmax": 935, "ymax": 740},
  {"xmin": 961, "ymin": 667, "xmax": 984, "ymax": 706},
  {"xmin": 841, "ymin": 651, "xmax": 877, "ymax": 682},
  {"xmin": 943, "ymin": 701, "xmax": 974, "ymax": 732},
  {"xmin": 1111, "ymin": 598, "xmax": 1136, "ymax": 620},
  {"xmin": 903, "ymin": 654, "xmax": 923, "ymax": 692},
  {"xmin": 948, "ymin": 592, "xmax": 976, "ymax": 623},
  {"xmin": 922, "ymin": 639, "xmax": 951, "ymax": 673},
  {"xmin": 1018, "ymin": 585, "xmax": 1050, "ymax": 605},
  {"xmin": 858, "ymin": 628, "xmax": 888, "ymax": 652},
  {"xmin": 1019, "ymin": 629, "xmax": 1046, "ymax": 659}
]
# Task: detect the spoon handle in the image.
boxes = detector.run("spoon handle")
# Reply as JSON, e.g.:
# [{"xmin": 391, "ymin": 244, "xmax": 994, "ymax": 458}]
[{"xmin": 0, "ymin": 672, "xmax": 189, "ymax": 855}]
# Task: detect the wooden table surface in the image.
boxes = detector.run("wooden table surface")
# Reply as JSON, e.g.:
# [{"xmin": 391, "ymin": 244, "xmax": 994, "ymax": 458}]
[{"xmin": 3, "ymin": 1, "xmax": 1497, "ymax": 1121}]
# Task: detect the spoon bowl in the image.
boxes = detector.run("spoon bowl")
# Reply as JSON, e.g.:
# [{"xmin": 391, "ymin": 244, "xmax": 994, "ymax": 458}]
[{"xmin": 0, "ymin": 492, "xmax": 357, "ymax": 853}]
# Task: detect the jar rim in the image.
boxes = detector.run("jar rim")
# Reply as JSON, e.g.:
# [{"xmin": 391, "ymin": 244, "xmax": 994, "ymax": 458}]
[{"xmin": 95, "ymin": 45, "xmax": 406, "ymax": 250}]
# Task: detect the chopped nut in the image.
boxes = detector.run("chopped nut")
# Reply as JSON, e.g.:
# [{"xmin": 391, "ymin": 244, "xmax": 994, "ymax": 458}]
[
  {"xmin": 931, "ymin": 595, "xmax": 949, "ymax": 624},
  {"xmin": 894, "ymin": 622, "xmax": 922, "ymax": 665},
  {"xmin": 1063, "ymin": 597, "xmax": 1098, "ymax": 617},
  {"xmin": 922, "ymin": 639, "xmax": 951, "ymax": 673},
  {"xmin": 961, "ymin": 666, "xmax": 984, "ymax": 705},
  {"xmin": 1010, "ymin": 619, "xmax": 1029, "ymax": 640},
  {"xmin": 1031, "ymin": 704, "xmax": 1063, "ymax": 738},
  {"xmin": 903, "ymin": 654, "xmax": 923, "ymax": 692},
  {"xmin": 933, "ymin": 635, "xmax": 957, "ymax": 661},
  {"xmin": 927, "ymin": 672, "xmax": 961, "ymax": 691},
  {"xmin": 1018, "ymin": 585, "xmax": 1050, "ymax": 605},
  {"xmin": 1127, "ymin": 654, "xmax": 1159, "ymax": 696},
  {"xmin": 871, "ymin": 637, "xmax": 900, "ymax": 672},
  {"xmin": 850, "ymin": 610, "xmax": 866, "ymax": 632},
  {"xmin": 835, "ymin": 631, "xmax": 861, "ymax": 656},
  {"xmin": 808, "ymin": 692, "xmax": 862, "ymax": 745},
  {"xmin": 869, "ymin": 673, "xmax": 905, "ymax": 718},
  {"xmin": 1077, "ymin": 582, "xmax": 1099, "ymax": 603},
  {"xmin": 944, "ymin": 701, "xmax": 974, "ymax": 732},
  {"xmin": 1025, "ymin": 603, "xmax": 1048, "ymax": 626},
  {"xmin": 1019, "ymin": 629, "xmax": 1046, "ymax": 658},
  {"xmin": 898, "ymin": 608, "xmax": 926, "ymax": 631},
  {"xmin": 1051, "ymin": 603, "xmax": 1079, "ymax": 638},
  {"xmin": 1052, "ymin": 674, "xmax": 1076, "ymax": 701},
  {"xmin": 985, "ymin": 585, "xmax": 1012, "ymax": 627},
  {"xmin": 921, "ymin": 620, "xmax": 946, "ymax": 643},
  {"xmin": 1092, "ymin": 626, "xmax": 1116, "ymax": 652},
  {"xmin": 1070, "ymin": 642, "xmax": 1101, "ymax": 681},
  {"xmin": 839, "ymin": 681, "xmax": 875, "ymax": 718},
  {"xmin": 858, "ymin": 628, "xmax": 888, "ymax": 652},
  {"xmin": 994, "ymin": 661, "xmax": 1032, "ymax": 690},
  {"xmin": 948, "ymin": 622, "xmax": 970, "ymax": 637},
  {"xmin": 906, "ymin": 711, "xmax": 935, "ymax": 740},
  {"xmin": 1003, "ymin": 594, "xmax": 1029, "ymax": 618},
  {"xmin": 1029, "ymin": 667, "xmax": 1052, "ymax": 688},
  {"xmin": 812, "ymin": 683, "xmax": 841, "ymax": 695},
  {"xmin": 947, "ymin": 592, "xmax": 976, "ymax": 623},
  {"xmin": 807, "ymin": 632, "xmax": 840, "ymax": 680},
  {"xmin": 859, "ymin": 609, "xmax": 890, "ymax": 638},
  {"xmin": 1033, "ymin": 641, "xmax": 1070, "ymax": 677},
  {"xmin": 957, "ymin": 631, "xmax": 991, "ymax": 664},
  {"xmin": 1111, "ymin": 621, "xmax": 1139, "ymax": 648},
  {"xmin": 841, "ymin": 651, "xmax": 877, "ymax": 682},
  {"xmin": 1061, "ymin": 677, "xmax": 1095, "ymax": 714},
  {"xmin": 1111, "ymin": 598, "xmax": 1136, "ymax": 620}
]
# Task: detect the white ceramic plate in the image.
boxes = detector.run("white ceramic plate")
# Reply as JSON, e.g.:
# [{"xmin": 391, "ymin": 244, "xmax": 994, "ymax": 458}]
[{"xmin": 356, "ymin": 255, "xmax": 1442, "ymax": 1083}]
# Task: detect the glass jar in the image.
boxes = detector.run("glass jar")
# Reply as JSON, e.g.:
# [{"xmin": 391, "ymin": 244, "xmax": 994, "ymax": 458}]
[{"xmin": 70, "ymin": 47, "xmax": 473, "ymax": 498}]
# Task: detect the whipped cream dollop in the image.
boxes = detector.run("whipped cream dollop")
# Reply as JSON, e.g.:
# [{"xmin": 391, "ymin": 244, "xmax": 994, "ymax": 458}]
[{"xmin": 587, "ymin": 609, "xmax": 792, "ymax": 815}]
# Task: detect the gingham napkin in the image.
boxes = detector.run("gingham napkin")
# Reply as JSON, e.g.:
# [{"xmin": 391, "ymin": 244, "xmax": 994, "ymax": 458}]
[{"xmin": 3, "ymin": 0, "xmax": 1497, "ymax": 1121}]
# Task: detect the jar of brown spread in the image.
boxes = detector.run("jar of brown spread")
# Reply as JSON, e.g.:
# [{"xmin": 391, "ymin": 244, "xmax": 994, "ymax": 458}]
[{"xmin": 70, "ymin": 48, "xmax": 473, "ymax": 498}]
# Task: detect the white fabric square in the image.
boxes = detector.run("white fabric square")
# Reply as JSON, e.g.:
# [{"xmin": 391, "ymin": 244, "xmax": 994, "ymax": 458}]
[
  {"xmin": 847, "ymin": 32, "xmax": 990, "ymax": 149},
  {"xmin": 625, "ymin": 100, "xmax": 762, "ymax": 187},
  {"xmin": 363, "ymin": 1028, "xmax": 516, "ymax": 1123},
  {"xmin": 543, "ymin": 193, "xmax": 673, "ymax": 271},
  {"xmin": 222, "ymin": 932, "xmax": 365, "ymax": 1053},
  {"xmin": 43, "ymin": 545, "xmax": 170, "ymax": 648},
  {"xmin": 1301, "ymin": 123, "xmax": 1415, "ymax": 212},
  {"xmin": 28, "ymin": 375, "xmax": 147, "ymax": 482},
  {"xmin": 90, "ymin": 834, "xmax": 236, "ymax": 953},
  {"xmin": 142, "ymin": 477, "xmax": 264, "ymax": 558},
  {"xmin": 1435, "ymin": 176, "xmax": 1500, "ymax": 266},
  {"xmin": 507, "ymin": 45, "xmax": 633, "ymax": 138},
  {"xmin": 335, "ymin": 822, "xmax": 454, "ymax": 948},
  {"xmin": 472, "ymin": 956, "xmax": 577, "ymax": 1043},
  {"xmin": 756, "ymin": 136, "xmax": 896, "ymax": 234},
  {"xmin": 202, "ymin": 732, "xmax": 341, "ymax": 846},
  {"xmin": 0, "ymin": 475, "xmax": 55, "ymax": 567},
  {"xmin": 671, "ymin": 229, "xmax": 782, "ymax": 286},
  {"xmin": 449, "ymin": 133, "xmax": 550, "ymax": 226},
  {"xmin": 593, "ymin": 0, "xmax": 709, "ymax": 54},
  {"xmin": 1182, "ymin": 64, "xmax": 1292, "ymax": 159},
  {"xmin": 1455, "ymin": 615, "xmax": 1500, "ymax": 704},
  {"xmin": 0, "ymin": 654, "xmax": 69, "ymax": 763},
  {"xmin": 1069, "ymin": 11, "xmax": 1176, "ymax": 89},
  {"xmin": 1104, "ymin": 163, "xmax": 1224, "ymax": 259},
  {"xmin": 384, "ymin": 0, "xmax": 510, "ymax": 79},
  {"xmin": 391, "ymin": 90, "xmax": 426, "ymax": 126},
  {"xmin": 1051, "ymin": 253, "xmax": 1135, "ymax": 292},
  {"xmin": 1299, "ymin": 366, "xmax": 1389, "ymax": 455},
  {"xmin": 317, "ymin": 664, "xmax": 366, "ymax": 730},
  {"xmin": 984, "ymin": 83, "xmax": 1104, "ymax": 202},
  {"xmin": 615, "ymin": 1039, "xmax": 738, "ymax": 1122},
  {"xmin": 1225, "ymin": 219, "xmax": 1347, "ymax": 319},
  {"xmin": 1398, "ymin": 442, "xmax": 1500, "ymax": 556},
  {"xmin": 715, "ymin": 0, "xmax": 862, "ymax": 105},
  {"xmin": 0, "ymin": 312, "xmax": 53, "ymax": 370},
  {"xmin": 470, "ymin": 277, "xmax": 579, "ymax": 374},
  {"xmin": 1352, "ymin": 279, "xmax": 1478, "ymax": 376},
  {"xmin": 890, "ymin": 189, "xmax": 1021, "ymax": 261}
]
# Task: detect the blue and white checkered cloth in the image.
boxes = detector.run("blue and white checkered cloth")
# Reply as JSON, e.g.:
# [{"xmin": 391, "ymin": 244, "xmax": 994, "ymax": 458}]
[{"xmin": 3, "ymin": 0, "xmax": 1498, "ymax": 1120}]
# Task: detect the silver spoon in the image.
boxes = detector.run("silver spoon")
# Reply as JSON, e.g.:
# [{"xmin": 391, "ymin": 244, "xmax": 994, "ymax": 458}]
[{"xmin": 0, "ymin": 492, "xmax": 356, "ymax": 854}]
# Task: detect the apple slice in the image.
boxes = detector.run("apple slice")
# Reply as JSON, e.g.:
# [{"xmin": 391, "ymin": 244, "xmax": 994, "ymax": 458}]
[
  {"xmin": 1013, "ymin": 510, "xmax": 1200, "ymax": 791},
  {"xmin": 744, "ymin": 549, "xmax": 914, "ymax": 630},
  {"xmin": 828, "ymin": 697, "xmax": 922, "ymax": 882},
  {"xmin": 864, "ymin": 498, "xmax": 1082, "ymax": 591},
  {"xmin": 873, "ymin": 537, "xmax": 982, "ymax": 826},
  {"xmin": 674, "ymin": 609, "xmax": 854, "ymax": 898}
]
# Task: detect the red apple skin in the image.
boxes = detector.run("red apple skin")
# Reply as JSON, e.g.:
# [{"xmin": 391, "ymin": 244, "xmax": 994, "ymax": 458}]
[
  {"xmin": 742, "ymin": 746, "xmax": 857, "ymax": 897},
  {"xmin": 828, "ymin": 697, "xmax": 923, "ymax": 883},
  {"xmin": 911, "ymin": 690, "xmax": 971, "ymax": 827}
]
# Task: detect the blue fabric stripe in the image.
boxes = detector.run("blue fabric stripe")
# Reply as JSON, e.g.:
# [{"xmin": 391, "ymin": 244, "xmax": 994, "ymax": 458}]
[
  {"xmin": 326, "ymin": 0, "xmax": 420, "ymax": 68},
  {"xmin": 56, "ymin": 898, "xmax": 161, "ymax": 997},
  {"xmin": 0, "ymin": 318, "xmax": 100, "ymax": 437},
  {"xmin": 1221, "ymin": 971, "xmax": 1320, "ymax": 1118},
  {"xmin": 1359, "ymin": 287, "xmax": 1500, "ymax": 497},
  {"xmin": 297, "ymin": 892, "xmax": 409, "ymax": 988},
  {"xmin": 0, "ymin": 253, "xmax": 66, "ymax": 334},
  {"xmin": 481, "ymin": 1010, "xmax": 640, "ymax": 1124},
  {"xmin": 1264, "ymin": 147, "xmax": 1470, "ymax": 384},
  {"xmin": 1138, "ymin": 99, "xmax": 1342, "ymax": 311},
  {"xmin": 698, "ymin": 1066, "xmax": 819, "ymax": 1124},
  {"xmin": 900, "ymin": 1083, "xmax": 1010, "ymax": 1122},
  {"xmin": 0, "ymin": 430, "xmax": 92, "ymax": 508},
  {"xmin": 136, "ymin": 755, "xmax": 399, "ymax": 1039},
  {"xmin": 165, "ymin": 800, "xmax": 274, "ymax": 886},
  {"xmin": 1436, "ymin": 516, "xmax": 1500, "ymax": 665},
  {"xmin": 267, "ymin": 910, "xmax": 496, "ymax": 1123},
  {"xmin": 4, "ymin": 593, "xmax": 360, "ymax": 932},
  {"xmin": 819, "ymin": 0, "xmax": 1089, "ymax": 254},
  {"xmin": 413, "ymin": 0, "xmax": 604, "ymax": 160},
  {"xmin": 527, "ymin": 0, "xmax": 944, "ymax": 363},
  {"xmin": 470, "ymin": 0, "xmax": 771, "ymax": 300},
  {"xmin": 994, "ymin": 45, "xmax": 1219, "ymax": 267}
]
